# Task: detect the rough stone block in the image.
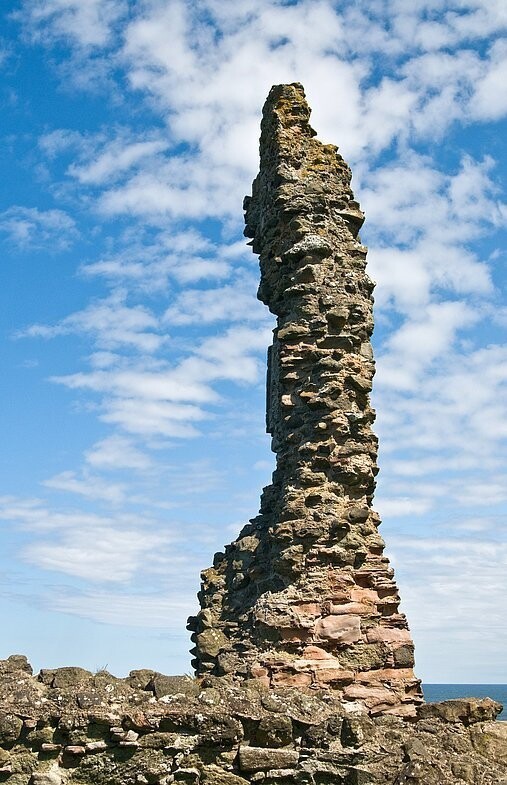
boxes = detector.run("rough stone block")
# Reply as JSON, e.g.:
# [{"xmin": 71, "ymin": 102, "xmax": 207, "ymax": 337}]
[
  {"xmin": 152, "ymin": 676, "xmax": 200, "ymax": 700},
  {"xmin": 238, "ymin": 746, "xmax": 299, "ymax": 772},
  {"xmin": 255, "ymin": 715, "xmax": 293, "ymax": 748},
  {"xmin": 314, "ymin": 614, "xmax": 361, "ymax": 644},
  {"xmin": 40, "ymin": 667, "xmax": 92, "ymax": 688},
  {"xmin": 31, "ymin": 770, "xmax": 63, "ymax": 785},
  {"xmin": 418, "ymin": 697, "xmax": 502, "ymax": 725},
  {"xmin": 470, "ymin": 720, "xmax": 507, "ymax": 764},
  {"xmin": 201, "ymin": 767, "xmax": 250, "ymax": 785},
  {"xmin": 0, "ymin": 713, "xmax": 23, "ymax": 744}
]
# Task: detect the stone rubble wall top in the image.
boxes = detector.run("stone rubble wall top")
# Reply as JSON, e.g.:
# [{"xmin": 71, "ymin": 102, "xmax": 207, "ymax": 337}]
[{"xmin": 0, "ymin": 655, "xmax": 505, "ymax": 785}]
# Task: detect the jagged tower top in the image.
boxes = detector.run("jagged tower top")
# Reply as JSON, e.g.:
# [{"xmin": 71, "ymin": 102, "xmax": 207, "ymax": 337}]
[{"xmin": 245, "ymin": 83, "xmax": 364, "ymax": 315}]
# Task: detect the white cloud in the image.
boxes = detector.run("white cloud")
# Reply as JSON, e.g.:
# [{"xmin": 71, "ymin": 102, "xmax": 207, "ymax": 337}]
[
  {"xmin": 20, "ymin": 289, "xmax": 163, "ymax": 352},
  {"xmin": 376, "ymin": 497, "xmax": 432, "ymax": 517},
  {"xmin": 160, "ymin": 459, "xmax": 226, "ymax": 498},
  {"xmin": 81, "ymin": 231, "xmax": 234, "ymax": 291},
  {"xmin": 391, "ymin": 531, "xmax": 507, "ymax": 680},
  {"xmin": 0, "ymin": 206, "xmax": 77, "ymax": 249},
  {"xmin": 68, "ymin": 138, "xmax": 170, "ymax": 185},
  {"xmin": 363, "ymin": 153, "xmax": 503, "ymax": 245},
  {"xmin": 0, "ymin": 495, "xmax": 177, "ymax": 583},
  {"xmin": 42, "ymin": 470, "xmax": 127, "ymax": 504},
  {"xmin": 98, "ymin": 156, "xmax": 241, "ymax": 220},
  {"xmin": 54, "ymin": 367, "xmax": 217, "ymax": 404},
  {"xmin": 449, "ymin": 0, "xmax": 507, "ymax": 39},
  {"xmin": 39, "ymin": 128, "xmax": 171, "ymax": 188},
  {"xmin": 0, "ymin": 496, "xmax": 189, "ymax": 583},
  {"xmin": 24, "ymin": 527, "xmax": 164, "ymax": 582},
  {"xmin": 377, "ymin": 301, "xmax": 479, "ymax": 390},
  {"xmin": 163, "ymin": 278, "xmax": 264, "ymax": 325},
  {"xmin": 49, "ymin": 589, "xmax": 195, "ymax": 628},
  {"xmin": 85, "ymin": 435, "xmax": 152, "ymax": 470},
  {"xmin": 49, "ymin": 325, "xmax": 270, "ymax": 437},
  {"xmin": 101, "ymin": 399, "xmax": 207, "ymax": 438},
  {"xmin": 0, "ymin": 39, "xmax": 13, "ymax": 69},
  {"xmin": 38, "ymin": 128, "xmax": 84, "ymax": 157},
  {"xmin": 469, "ymin": 39, "xmax": 507, "ymax": 121},
  {"xmin": 19, "ymin": 0, "xmax": 127, "ymax": 48},
  {"xmin": 192, "ymin": 325, "xmax": 271, "ymax": 383},
  {"xmin": 0, "ymin": 495, "xmax": 119, "ymax": 531},
  {"xmin": 375, "ymin": 342, "xmax": 507, "ymax": 519},
  {"xmin": 362, "ymin": 154, "xmax": 502, "ymax": 320}
]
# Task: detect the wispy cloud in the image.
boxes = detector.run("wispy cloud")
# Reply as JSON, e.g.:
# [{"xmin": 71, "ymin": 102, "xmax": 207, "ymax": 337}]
[
  {"xmin": 49, "ymin": 589, "xmax": 195, "ymax": 628},
  {"xmin": 69, "ymin": 138, "xmax": 170, "ymax": 185},
  {"xmin": 39, "ymin": 127, "xmax": 171, "ymax": 185},
  {"xmin": 363, "ymin": 154, "xmax": 503, "ymax": 313},
  {"xmin": 85, "ymin": 435, "xmax": 152, "ymax": 470},
  {"xmin": 163, "ymin": 277, "xmax": 265, "ymax": 325},
  {"xmin": 19, "ymin": 289, "xmax": 164, "ymax": 352},
  {"xmin": 80, "ymin": 231, "xmax": 235, "ymax": 291},
  {"xmin": 0, "ymin": 206, "xmax": 78, "ymax": 249},
  {"xmin": 391, "ymin": 530, "xmax": 507, "ymax": 679},
  {"xmin": 0, "ymin": 495, "xmax": 178, "ymax": 583},
  {"xmin": 18, "ymin": 0, "xmax": 128, "ymax": 48},
  {"xmin": 24, "ymin": 526, "xmax": 164, "ymax": 582},
  {"xmin": 377, "ymin": 301, "xmax": 480, "ymax": 391},
  {"xmin": 50, "ymin": 325, "xmax": 270, "ymax": 437},
  {"xmin": 42, "ymin": 470, "xmax": 127, "ymax": 505}
]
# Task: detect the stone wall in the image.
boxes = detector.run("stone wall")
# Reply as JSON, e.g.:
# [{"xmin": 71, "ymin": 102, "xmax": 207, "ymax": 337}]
[
  {"xmin": 189, "ymin": 83, "xmax": 420, "ymax": 718},
  {"xmin": 1, "ymin": 656, "xmax": 506, "ymax": 785}
]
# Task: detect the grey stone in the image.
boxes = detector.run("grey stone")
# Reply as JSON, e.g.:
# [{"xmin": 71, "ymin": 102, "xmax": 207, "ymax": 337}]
[
  {"xmin": 255, "ymin": 715, "xmax": 293, "ymax": 748},
  {"xmin": 31, "ymin": 772, "xmax": 62, "ymax": 785},
  {"xmin": 0, "ymin": 713, "xmax": 23, "ymax": 744},
  {"xmin": 418, "ymin": 697, "xmax": 502, "ymax": 725},
  {"xmin": 201, "ymin": 767, "xmax": 250, "ymax": 785},
  {"xmin": 238, "ymin": 746, "xmax": 299, "ymax": 772},
  {"xmin": 39, "ymin": 667, "xmax": 92, "ymax": 688},
  {"xmin": 0, "ymin": 656, "xmax": 33, "ymax": 675},
  {"xmin": 151, "ymin": 675, "xmax": 200, "ymax": 700},
  {"xmin": 174, "ymin": 769, "xmax": 200, "ymax": 784}
]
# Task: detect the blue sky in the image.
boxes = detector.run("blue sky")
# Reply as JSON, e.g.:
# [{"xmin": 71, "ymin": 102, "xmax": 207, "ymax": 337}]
[{"xmin": 0, "ymin": 0, "xmax": 506, "ymax": 683}]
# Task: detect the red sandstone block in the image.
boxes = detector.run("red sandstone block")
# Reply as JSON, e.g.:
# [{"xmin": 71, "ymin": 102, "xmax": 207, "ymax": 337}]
[{"xmin": 314, "ymin": 614, "xmax": 361, "ymax": 643}]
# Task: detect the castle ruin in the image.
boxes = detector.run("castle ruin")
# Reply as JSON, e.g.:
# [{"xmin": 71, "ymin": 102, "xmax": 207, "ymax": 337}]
[
  {"xmin": 189, "ymin": 83, "xmax": 421, "ymax": 718},
  {"xmin": 0, "ymin": 83, "xmax": 505, "ymax": 785}
]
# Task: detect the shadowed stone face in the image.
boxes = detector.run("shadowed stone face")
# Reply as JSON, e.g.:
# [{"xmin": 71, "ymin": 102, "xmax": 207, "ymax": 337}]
[{"xmin": 188, "ymin": 83, "xmax": 423, "ymax": 717}]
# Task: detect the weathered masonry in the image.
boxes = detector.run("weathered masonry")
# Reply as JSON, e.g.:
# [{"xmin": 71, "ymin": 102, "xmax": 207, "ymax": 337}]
[
  {"xmin": 189, "ymin": 83, "xmax": 421, "ymax": 718},
  {"xmin": 0, "ymin": 84, "xmax": 506, "ymax": 785}
]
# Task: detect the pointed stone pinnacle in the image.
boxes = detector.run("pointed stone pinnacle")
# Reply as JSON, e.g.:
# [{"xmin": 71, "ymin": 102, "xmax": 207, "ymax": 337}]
[{"xmin": 188, "ymin": 83, "xmax": 423, "ymax": 717}]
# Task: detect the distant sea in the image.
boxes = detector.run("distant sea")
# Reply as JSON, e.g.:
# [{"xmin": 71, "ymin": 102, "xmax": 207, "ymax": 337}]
[{"xmin": 423, "ymin": 684, "xmax": 507, "ymax": 720}]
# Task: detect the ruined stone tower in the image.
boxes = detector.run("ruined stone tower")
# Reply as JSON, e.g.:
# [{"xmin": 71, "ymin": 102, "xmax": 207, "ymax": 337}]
[
  {"xmin": 188, "ymin": 83, "xmax": 423, "ymax": 717},
  {"xmin": 0, "ymin": 85, "xmax": 505, "ymax": 785}
]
